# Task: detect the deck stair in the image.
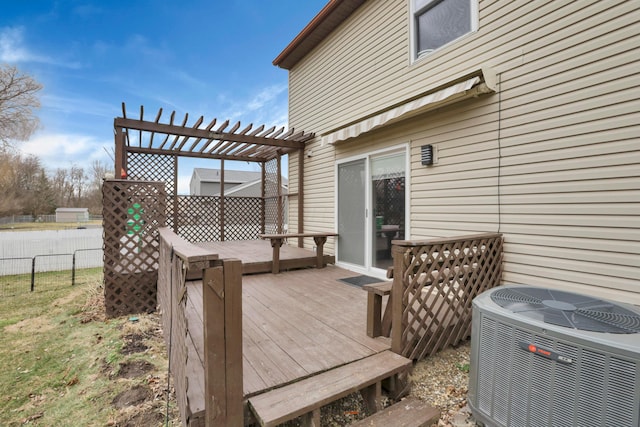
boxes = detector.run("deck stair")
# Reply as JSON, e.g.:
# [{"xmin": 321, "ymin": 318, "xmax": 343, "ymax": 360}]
[
  {"xmin": 349, "ymin": 396, "xmax": 440, "ymax": 427},
  {"xmin": 247, "ymin": 350, "xmax": 412, "ymax": 427}
]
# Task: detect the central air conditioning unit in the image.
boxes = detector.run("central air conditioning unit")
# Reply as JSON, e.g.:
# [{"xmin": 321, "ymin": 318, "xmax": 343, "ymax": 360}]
[{"xmin": 468, "ymin": 285, "xmax": 640, "ymax": 427}]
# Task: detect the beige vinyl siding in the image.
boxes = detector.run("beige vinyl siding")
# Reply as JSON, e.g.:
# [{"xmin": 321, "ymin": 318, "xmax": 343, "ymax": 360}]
[
  {"xmin": 289, "ymin": 0, "xmax": 635, "ymax": 133},
  {"xmin": 287, "ymin": 0, "xmax": 639, "ymax": 304}
]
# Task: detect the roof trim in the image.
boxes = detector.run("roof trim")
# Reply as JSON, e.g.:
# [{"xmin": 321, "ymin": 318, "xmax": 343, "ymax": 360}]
[{"xmin": 273, "ymin": 0, "xmax": 366, "ymax": 70}]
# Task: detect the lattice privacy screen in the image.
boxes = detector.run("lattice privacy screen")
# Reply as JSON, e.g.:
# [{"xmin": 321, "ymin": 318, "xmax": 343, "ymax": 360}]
[
  {"xmin": 395, "ymin": 234, "xmax": 503, "ymax": 360},
  {"xmin": 264, "ymin": 157, "xmax": 284, "ymax": 234},
  {"xmin": 103, "ymin": 180, "xmax": 167, "ymax": 317},
  {"xmin": 175, "ymin": 195, "xmax": 262, "ymax": 243},
  {"xmin": 127, "ymin": 152, "xmax": 175, "ymax": 227}
]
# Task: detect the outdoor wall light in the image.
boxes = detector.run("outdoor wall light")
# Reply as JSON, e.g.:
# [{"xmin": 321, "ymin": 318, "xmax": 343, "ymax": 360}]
[{"xmin": 421, "ymin": 144, "xmax": 434, "ymax": 166}]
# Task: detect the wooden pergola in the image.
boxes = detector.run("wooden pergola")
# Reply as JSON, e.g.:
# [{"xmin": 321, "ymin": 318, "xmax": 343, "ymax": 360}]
[{"xmin": 113, "ymin": 103, "xmax": 315, "ymax": 239}]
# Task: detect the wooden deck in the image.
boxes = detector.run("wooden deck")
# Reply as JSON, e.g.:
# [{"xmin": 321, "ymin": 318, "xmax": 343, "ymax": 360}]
[
  {"xmin": 196, "ymin": 239, "xmax": 335, "ymax": 274},
  {"xmin": 183, "ymin": 264, "xmax": 391, "ymax": 422}
]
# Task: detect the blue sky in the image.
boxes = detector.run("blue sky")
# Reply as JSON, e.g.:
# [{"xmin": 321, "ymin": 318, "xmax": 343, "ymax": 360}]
[{"xmin": 1, "ymin": 1, "xmax": 326, "ymax": 193}]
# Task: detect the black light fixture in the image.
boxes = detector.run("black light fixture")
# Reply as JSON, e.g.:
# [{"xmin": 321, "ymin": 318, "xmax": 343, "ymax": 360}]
[{"xmin": 421, "ymin": 144, "xmax": 434, "ymax": 166}]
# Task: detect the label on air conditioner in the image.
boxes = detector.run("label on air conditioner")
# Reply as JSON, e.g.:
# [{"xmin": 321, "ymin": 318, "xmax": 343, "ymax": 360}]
[{"xmin": 519, "ymin": 342, "xmax": 574, "ymax": 364}]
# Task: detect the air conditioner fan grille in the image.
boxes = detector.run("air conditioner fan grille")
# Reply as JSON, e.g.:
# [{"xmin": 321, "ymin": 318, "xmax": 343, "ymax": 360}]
[{"xmin": 491, "ymin": 287, "xmax": 640, "ymax": 333}]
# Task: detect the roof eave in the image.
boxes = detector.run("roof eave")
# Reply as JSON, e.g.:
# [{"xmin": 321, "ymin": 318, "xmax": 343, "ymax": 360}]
[{"xmin": 273, "ymin": 0, "xmax": 367, "ymax": 70}]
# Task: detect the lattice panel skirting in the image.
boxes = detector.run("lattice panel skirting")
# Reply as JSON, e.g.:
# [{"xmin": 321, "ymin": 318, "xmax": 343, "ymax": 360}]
[
  {"xmin": 103, "ymin": 180, "xmax": 167, "ymax": 317},
  {"xmin": 392, "ymin": 233, "xmax": 503, "ymax": 360}
]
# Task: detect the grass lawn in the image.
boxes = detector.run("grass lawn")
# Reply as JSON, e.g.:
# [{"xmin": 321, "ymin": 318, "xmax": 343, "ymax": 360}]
[{"xmin": 0, "ymin": 272, "xmax": 180, "ymax": 426}]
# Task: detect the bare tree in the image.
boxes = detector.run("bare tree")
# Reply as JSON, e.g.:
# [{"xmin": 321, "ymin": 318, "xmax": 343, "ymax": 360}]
[
  {"xmin": 85, "ymin": 160, "xmax": 109, "ymax": 213},
  {"xmin": 0, "ymin": 148, "xmax": 21, "ymax": 215},
  {"xmin": 0, "ymin": 148, "xmax": 53, "ymax": 216},
  {"xmin": 0, "ymin": 65, "xmax": 43, "ymax": 147}
]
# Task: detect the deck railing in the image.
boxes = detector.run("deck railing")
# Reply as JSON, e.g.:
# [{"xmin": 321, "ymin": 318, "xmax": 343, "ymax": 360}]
[
  {"xmin": 390, "ymin": 233, "xmax": 503, "ymax": 360},
  {"xmin": 157, "ymin": 227, "xmax": 243, "ymax": 427}
]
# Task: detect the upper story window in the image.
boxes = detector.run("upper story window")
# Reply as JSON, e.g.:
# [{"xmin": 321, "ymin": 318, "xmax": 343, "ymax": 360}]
[{"xmin": 412, "ymin": 0, "xmax": 478, "ymax": 60}]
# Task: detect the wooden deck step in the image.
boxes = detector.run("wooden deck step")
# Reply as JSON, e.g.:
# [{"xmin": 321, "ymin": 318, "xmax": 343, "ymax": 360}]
[
  {"xmin": 349, "ymin": 397, "xmax": 440, "ymax": 426},
  {"xmin": 248, "ymin": 350, "xmax": 412, "ymax": 427}
]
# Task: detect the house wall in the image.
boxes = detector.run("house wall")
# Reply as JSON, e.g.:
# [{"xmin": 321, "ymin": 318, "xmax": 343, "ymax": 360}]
[
  {"xmin": 286, "ymin": 0, "xmax": 640, "ymax": 304},
  {"xmin": 189, "ymin": 177, "xmax": 198, "ymax": 195}
]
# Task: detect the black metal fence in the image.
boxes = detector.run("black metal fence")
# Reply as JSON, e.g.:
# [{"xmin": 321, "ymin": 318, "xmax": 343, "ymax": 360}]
[{"xmin": 0, "ymin": 248, "xmax": 103, "ymax": 297}]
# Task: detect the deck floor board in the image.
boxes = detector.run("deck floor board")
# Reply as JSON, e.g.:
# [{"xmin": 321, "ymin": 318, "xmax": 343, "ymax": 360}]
[{"xmin": 183, "ymin": 264, "xmax": 391, "ymax": 401}]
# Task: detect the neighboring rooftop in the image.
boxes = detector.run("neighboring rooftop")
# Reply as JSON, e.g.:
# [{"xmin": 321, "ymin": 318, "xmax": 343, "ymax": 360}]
[{"xmin": 192, "ymin": 168, "xmax": 262, "ymax": 184}]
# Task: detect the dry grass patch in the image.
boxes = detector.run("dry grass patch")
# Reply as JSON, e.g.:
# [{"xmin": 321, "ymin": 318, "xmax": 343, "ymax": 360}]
[{"xmin": 0, "ymin": 274, "xmax": 180, "ymax": 426}]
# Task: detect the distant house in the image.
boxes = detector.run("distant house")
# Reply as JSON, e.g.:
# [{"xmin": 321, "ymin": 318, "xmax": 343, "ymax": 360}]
[
  {"xmin": 55, "ymin": 207, "xmax": 89, "ymax": 223},
  {"xmin": 189, "ymin": 168, "xmax": 288, "ymax": 197},
  {"xmin": 274, "ymin": 0, "xmax": 640, "ymax": 305}
]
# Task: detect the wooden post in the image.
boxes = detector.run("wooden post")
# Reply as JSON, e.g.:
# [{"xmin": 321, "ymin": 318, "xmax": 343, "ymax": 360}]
[
  {"xmin": 360, "ymin": 382, "xmax": 382, "ymax": 413},
  {"xmin": 300, "ymin": 409, "xmax": 321, "ymax": 427},
  {"xmin": 269, "ymin": 237, "xmax": 284, "ymax": 274},
  {"xmin": 172, "ymin": 155, "xmax": 179, "ymax": 233},
  {"xmin": 366, "ymin": 291, "xmax": 383, "ymax": 338},
  {"xmin": 391, "ymin": 245, "xmax": 406, "ymax": 356},
  {"xmin": 203, "ymin": 258, "xmax": 243, "ymax": 427},
  {"xmin": 220, "ymin": 160, "xmax": 225, "ymax": 241},
  {"xmin": 276, "ymin": 154, "xmax": 282, "ymax": 234},
  {"xmin": 312, "ymin": 236, "xmax": 327, "ymax": 268},
  {"xmin": 297, "ymin": 148, "xmax": 304, "ymax": 248},
  {"xmin": 260, "ymin": 163, "xmax": 266, "ymax": 234},
  {"xmin": 114, "ymin": 126, "xmax": 126, "ymax": 177}
]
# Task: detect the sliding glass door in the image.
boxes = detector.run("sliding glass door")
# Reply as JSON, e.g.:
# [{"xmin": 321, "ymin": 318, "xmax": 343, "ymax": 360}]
[
  {"xmin": 371, "ymin": 152, "xmax": 405, "ymax": 270},
  {"xmin": 337, "ymin": 159, "xmax": 366, "ymax": 266},
  {"xmin": 337, "ymin": 148, "xmax": 407, "ymax": 275}
]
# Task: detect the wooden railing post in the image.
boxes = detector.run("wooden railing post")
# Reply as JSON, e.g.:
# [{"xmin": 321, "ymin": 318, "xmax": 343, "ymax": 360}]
[
  {"xmin": 391, "ymin": 244, "xmax": 406, "ymax": 355},
  {"xmin": 203, "ymin": 258, "xmax": 243, "ymax": 427}
]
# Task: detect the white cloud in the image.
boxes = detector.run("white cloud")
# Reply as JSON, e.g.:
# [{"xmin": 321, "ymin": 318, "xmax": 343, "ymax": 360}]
[
  {"xmin": 214, "ymin": 83, "xmax": 289, "ymax": 130},
  {"xmin": 20, "ymin": 131, "xmax": 113, "ymax": 172},
  {"xmin": 0, "ymin": 26, "xmax": 82, "ymax": 68},
  {"xmin": 42, "ymin": 93, "xmax": 115, "ymax": 119},
  {"xmin": 0, "ymin": 26, "xmax": 48, "ymax": 63},
  {"xmin": 247, "ymin": 84, "xmax": 287, "ymax": 111}
]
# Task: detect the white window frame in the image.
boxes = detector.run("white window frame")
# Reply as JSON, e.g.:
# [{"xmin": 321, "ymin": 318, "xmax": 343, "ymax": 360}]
[{"xmin": 410, "ymin": 0, "xmax": 478, "ymax": 63}]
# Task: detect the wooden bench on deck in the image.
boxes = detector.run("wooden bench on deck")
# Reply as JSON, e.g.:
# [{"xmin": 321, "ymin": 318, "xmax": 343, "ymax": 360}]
[{"xmin": 258, "ymin": 232, "xmax": 338, "ymax": 273}]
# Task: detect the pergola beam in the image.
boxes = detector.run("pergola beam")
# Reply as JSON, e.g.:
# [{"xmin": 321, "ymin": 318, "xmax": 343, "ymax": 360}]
[
  {"xmin": 125, "ymin": 146, "xmax": 273, "ymax": 163},
  {"xmin": 115, "ymin": 117, "xmax": 308, "ymax": 151}
]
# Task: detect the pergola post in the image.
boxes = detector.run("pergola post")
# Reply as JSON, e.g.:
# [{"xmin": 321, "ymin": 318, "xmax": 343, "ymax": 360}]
[
  {"xmin": 220, "ymin": 159, "xmax": 225, "ymax": 242},
  {"xmin": 260, "ymin": 163, "xmax": 266, "ymax": 234},
  {"xmin": 173, "ymin": 155, "xmax": 179, "ymax": 233},
  {"xmin": 114, "ymin": 126, "xmax": 126, "ymax": 177},
  {"xmin": 297, "ymin": 148, "xmax": 304, "ymax": 248},
  {"xmin": 277, "ymin": 153, "xmax": 283, "ymax": 234}
]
